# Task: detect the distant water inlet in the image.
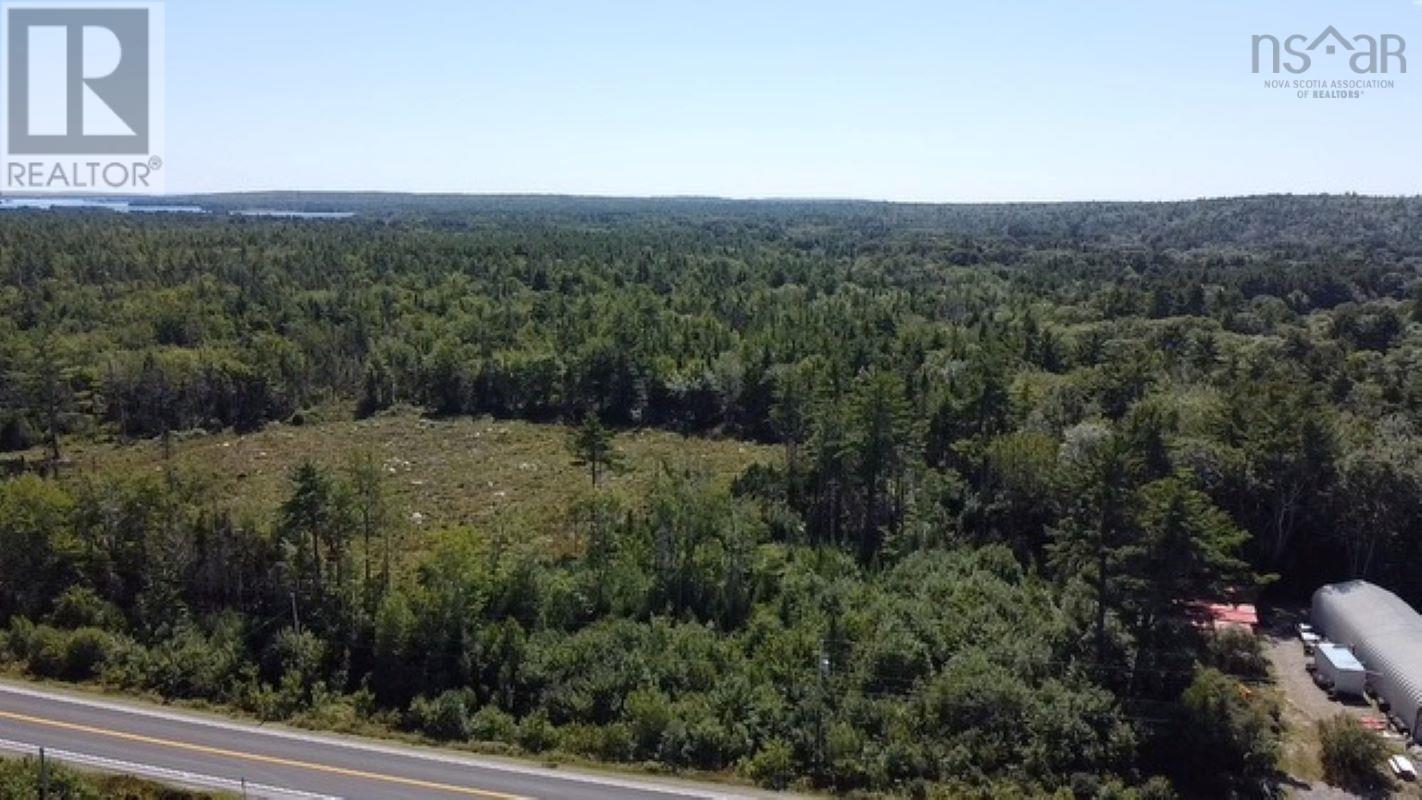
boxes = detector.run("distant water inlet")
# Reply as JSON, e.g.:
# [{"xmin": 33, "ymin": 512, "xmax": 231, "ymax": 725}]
[
  {"xmin": 0, "ymin": 198, "xmax": 354, "ymax": 218},
  {"xmin": 0, "ymin": 198, "xmax": 203, "ymax": 213},
  {"xmin": 233, "ymin": 209, "xmax": 356, "ymax": 219}
]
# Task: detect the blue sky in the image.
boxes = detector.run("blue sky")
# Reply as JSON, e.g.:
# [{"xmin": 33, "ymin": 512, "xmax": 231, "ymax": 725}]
[{"xmin": 164, "ymin": 0, "xmax": 1421, "ymax": 200}]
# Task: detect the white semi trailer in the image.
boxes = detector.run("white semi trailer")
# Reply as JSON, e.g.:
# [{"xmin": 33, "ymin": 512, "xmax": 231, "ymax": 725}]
[{"xmin": 1314, "ymin": 642, "xmax": 1366, "ymax": 697}]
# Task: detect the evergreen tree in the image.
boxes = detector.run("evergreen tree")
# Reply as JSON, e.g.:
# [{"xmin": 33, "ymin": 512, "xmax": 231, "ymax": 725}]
[
  {"xmin": 1049, "ymin": 425, "xmax": 1141, "ymax": 674},
  {"xmin": 567, "ymin": 413, "xmax": 622, "ymax": 487},
  {"xmin": 280, "ymin": 461, "xmax": 353, "ymax": 630},
  {"xmin": 347, "ymin": 450, "xmax": 395, "ymax": 599},
  {"xmin": 844, "ymin": 369, "xmax": 919, "ymax": 562}
]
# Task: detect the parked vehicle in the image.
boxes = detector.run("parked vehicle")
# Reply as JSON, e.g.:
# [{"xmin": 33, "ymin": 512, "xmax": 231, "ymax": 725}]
[
  {"xmin": 1315, "ymin": 643, "xmax": 1367, "ymax": 698},
  {"xmin": 1389, "ymin": 754, "xmax": 1417, "ymax": 781}
]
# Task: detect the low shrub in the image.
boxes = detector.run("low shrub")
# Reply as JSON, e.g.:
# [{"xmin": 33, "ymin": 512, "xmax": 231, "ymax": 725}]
[
  {"xmin": 469, "ymin": 705, "xmax": 517, "ymax": 743},
  {"xmin": 516, "ymin": 709, "xmax": 558, "ymax": 753},
  {"xmin": 408, "ymin": 689, "xmax": 476, "ymax": 741},
  {"xmin": 49, "ymin": 586, "xmax": 126, "ymax": 632},
  {"xmin": 61, "ymin": 627, "xmax": 117, "ymax": 680},
  {"xmin": 1205, "ymin": 627, "xmax": 1269, "ymax": 680},
  {"xmin": 1317, "ymin": 714, "xmax": 1389, "ymax": 792},
  {"xmin": 742, "ymin": 738, "xmax": 796, "ymax": 789}
]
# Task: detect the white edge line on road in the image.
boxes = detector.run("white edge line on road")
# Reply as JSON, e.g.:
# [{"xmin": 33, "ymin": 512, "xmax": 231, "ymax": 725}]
[
  {"xmin": 0, "ymin": 681, "xmax": 764, "ymax": 799},
  {"xmin": 0, "ymin": 735, "xmax": 341, "ymax": 800}
]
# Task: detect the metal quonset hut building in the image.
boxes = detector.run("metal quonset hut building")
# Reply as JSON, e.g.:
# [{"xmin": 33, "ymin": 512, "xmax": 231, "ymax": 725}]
[{"xmin": 1312, "ymin": 580, "xmax": 1422, "ymax": 736}]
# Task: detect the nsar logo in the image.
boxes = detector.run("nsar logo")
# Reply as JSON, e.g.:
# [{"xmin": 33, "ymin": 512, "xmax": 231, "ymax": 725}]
[{"xmin": 1252, "ymin": 26, "xmax": 1406, "ymax": 75}]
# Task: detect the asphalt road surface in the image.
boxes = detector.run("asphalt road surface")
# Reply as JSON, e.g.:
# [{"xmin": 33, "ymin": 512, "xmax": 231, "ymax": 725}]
[{"xmin": 0, "ymin": 680, "xmax": 781, "ymax": 799}]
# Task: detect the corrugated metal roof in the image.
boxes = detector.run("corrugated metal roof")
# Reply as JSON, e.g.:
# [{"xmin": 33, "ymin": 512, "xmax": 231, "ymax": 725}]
[{"xmin": 1312, "ymin": 580, "xmax": 1422, "ymax": 734}]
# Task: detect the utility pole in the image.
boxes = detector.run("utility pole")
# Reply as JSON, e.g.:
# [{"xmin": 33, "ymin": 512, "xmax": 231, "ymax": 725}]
[{"xmin": 815, "ymin": 644, "xmax": 830, "ymax": 781}]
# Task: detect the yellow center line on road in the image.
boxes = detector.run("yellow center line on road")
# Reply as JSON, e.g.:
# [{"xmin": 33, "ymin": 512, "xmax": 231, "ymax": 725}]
[{"xmin": 0, "ymin": 709, "xmax": 531, "ymax": 800}]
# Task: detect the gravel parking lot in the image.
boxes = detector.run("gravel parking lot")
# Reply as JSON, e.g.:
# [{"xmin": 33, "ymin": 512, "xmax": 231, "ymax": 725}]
[{"xmin": 1267, "ymin": 626, "xmax": 1372, "ymax": 726}]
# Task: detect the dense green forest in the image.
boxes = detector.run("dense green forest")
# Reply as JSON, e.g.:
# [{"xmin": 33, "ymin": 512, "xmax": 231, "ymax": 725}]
[{"xmin": 2, "ymin": 194, "xmax": 1422, "ymax": 797}]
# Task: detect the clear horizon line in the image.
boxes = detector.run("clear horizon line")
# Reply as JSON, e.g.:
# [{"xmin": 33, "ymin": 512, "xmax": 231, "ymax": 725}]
[{"xmin": 6, "ymin": 188, "xmax": 1420, "ymax": 206}]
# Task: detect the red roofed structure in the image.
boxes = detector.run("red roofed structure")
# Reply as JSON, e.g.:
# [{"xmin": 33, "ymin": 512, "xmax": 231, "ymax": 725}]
[{"xmin": 1187, "ymin": 601, "xmax": 1259, "ymax": 633}]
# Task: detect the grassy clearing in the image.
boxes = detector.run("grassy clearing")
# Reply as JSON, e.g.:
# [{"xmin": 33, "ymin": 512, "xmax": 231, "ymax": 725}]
[
  {"xmin": 46, "ymin": 407, "xmax": 779, "ymax": 549},
  {"xmin": 1277, "ymin": 695, "xmax": 1325, "ymax": 785},
  {"xmin": 0, "ymin": 752, "xmax": 228, "ymax": 798}
]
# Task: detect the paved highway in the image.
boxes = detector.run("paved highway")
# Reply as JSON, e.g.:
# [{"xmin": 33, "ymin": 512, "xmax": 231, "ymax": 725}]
[{"xmin": 0, "ymin": 680, "xmax": 782, "ymax": 799}]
